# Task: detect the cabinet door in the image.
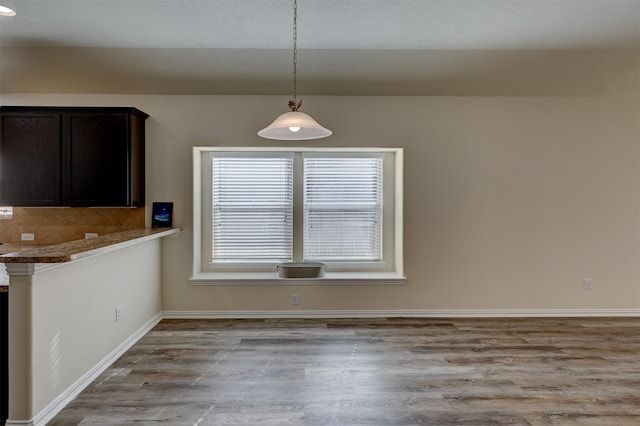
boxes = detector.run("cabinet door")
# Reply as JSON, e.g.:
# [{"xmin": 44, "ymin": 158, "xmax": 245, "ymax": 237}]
[
  {"xmin": 64, "ymin": 113, "xmax": 131, "ymax": 206},
  {"xmin": 0, "ymin": 113, "xmax": 62, "ymax": 206}
]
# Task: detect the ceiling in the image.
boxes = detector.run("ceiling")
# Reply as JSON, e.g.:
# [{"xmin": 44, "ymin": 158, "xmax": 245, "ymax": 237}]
[{"xmin": 0, "ymin": 0, "xmax": 639, "ymax": 96}]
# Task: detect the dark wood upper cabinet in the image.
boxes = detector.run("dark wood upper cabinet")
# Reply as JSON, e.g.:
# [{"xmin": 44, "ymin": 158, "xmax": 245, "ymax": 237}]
[
  {"xmin": 0, "ymin": 107, "xmax": 148, "ymax": 207},
  {"xmin": 0, "ymin": 112, "xmax": 62, "ymax": 206}
]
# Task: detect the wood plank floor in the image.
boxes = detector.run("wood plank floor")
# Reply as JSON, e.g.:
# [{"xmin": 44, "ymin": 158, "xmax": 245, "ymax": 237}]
[{"xmin": 49, "ymin": 317, "xmax": 640, "ymax": 425}]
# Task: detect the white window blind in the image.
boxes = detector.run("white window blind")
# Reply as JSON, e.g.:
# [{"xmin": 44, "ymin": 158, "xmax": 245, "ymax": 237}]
[
  {"xmin": 303, "ymin": 155, "xmax": 383, "ymax": 261},
  {"xmin": 212, "ymin": 153, "xmax": 293, "ymax": 262}
]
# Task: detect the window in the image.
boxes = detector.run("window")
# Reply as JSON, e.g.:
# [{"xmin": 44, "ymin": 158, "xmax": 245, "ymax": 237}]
[
  {"xmin": 303, "ymin": 155, "xmax": 382, "ymax": 261},
  {"xmin": 193, "ymin": 147, "xmax": 404, "ymax": 284},
  {"xmin": 212, "ymin": 153, "xmax": 293, "ymax": 262}
]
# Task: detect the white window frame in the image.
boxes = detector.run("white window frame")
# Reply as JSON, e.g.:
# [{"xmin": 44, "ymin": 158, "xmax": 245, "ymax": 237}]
[
  {"xmin": 192, "ymin": 146, "xmax": 405, "ymax": 285},
  {"xmin": 302, "ymin": 153, "xmax": 384, "ymax": 263},
  {"xmin": 211, "ymin": 151, "xmax": 294, "ymax": 264}
]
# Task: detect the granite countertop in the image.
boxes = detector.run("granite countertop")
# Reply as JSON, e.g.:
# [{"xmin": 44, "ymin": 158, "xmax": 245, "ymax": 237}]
[
  {"xmin": 0, "ymin": 227, "xmax": 181, "ymax": 263},
  {"xmin": 0, "ymin": 243, "xmax": 50, "ymax": 255}
]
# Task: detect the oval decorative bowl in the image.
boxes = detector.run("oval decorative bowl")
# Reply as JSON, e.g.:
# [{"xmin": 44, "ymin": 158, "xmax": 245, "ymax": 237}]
[{"xmin": 277, "ymin": 262, "xmax": 326, "ymax": 278}]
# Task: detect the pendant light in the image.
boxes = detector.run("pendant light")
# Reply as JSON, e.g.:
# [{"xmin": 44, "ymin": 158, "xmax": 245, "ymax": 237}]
[
  {"xmin": 258, "ymin": 0, "xmax": 332, "ymax": 140},
  {"xmin": 0, "ymin": 5, "xmax": 16, "ymax": 16}
]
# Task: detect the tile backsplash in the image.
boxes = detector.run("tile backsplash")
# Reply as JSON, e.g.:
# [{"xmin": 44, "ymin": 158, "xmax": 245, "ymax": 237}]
[{"xmin": 0, "ymin": 207, "xmax": 145, "ymax": 244}]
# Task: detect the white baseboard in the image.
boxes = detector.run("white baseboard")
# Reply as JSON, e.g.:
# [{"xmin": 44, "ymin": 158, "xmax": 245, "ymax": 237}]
[
  {"xmin": 15, "ymin": 313, "xmax": 163, "ymax": 426},
  {"xmin": 162, "ymin": 308, "xmax": 640, "ymax": 319}
]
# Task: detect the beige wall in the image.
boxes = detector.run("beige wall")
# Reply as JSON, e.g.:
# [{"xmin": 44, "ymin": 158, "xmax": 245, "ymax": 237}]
[{"xmin": 3, "ymin": 89, "xmax": 639, "ymax": 312}]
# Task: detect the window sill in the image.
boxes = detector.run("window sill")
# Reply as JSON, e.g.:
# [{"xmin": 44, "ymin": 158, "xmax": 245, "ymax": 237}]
[{"xmin": 190, "ymin": 272, "xmax": 407, "ymax": 286}]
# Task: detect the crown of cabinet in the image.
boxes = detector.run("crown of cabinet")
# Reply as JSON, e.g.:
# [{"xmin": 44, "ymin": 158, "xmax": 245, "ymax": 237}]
[{"xmin": 0, "ymin": 106, "xmax": 148, "ymax": 207}]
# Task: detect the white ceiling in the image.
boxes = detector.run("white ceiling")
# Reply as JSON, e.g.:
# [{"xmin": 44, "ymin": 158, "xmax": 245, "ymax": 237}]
[{"xmin": 0, "ymin": 0, "xmax": 639, "ymax": 95}]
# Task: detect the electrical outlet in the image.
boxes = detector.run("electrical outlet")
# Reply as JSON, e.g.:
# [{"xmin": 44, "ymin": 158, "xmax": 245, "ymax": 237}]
[
  {"xmin": 0, "ymin": 207, "xmax": 13, "ymax": 219},
  {"xmin": 290, "ymin": 293, "xmax": 299, "ymax": 305},
  {"xmin": 115, "ymin": 305, "xmax": 123, "ymax": 321},
  {"xmin": 21, "ymin": 233, "xmax": 35, "ymax": 241},
  {"xmin": 85, "ymin": 233, "xmax": 98, "ymax": 239},
  {"xmin": 583, "ymin": 278, "xmax": 594, "ymax": 290}
]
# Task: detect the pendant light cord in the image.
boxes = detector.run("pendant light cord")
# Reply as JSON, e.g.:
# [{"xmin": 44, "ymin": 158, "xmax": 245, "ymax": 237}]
[
  {"xmin": 257, "ymin": 0, "xmax": 332, "ymax": 139},
  {"xmin": 289, "ymin": 0, "xmax": 303, "ymax": 111}
]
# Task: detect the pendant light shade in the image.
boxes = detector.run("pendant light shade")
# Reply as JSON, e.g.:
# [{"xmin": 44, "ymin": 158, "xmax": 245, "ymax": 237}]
[
  {"xmin": 258, "ymin": 111, "xmax": 332, "ymax": 140},
  {"xmin": 258, "ymin": 0, "xmax": 332, "ymax": 141}
]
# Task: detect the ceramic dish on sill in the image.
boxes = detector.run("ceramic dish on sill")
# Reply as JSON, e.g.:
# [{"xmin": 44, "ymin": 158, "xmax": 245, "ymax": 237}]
[{"xmin": 276, "ymin": 262, "xmax": 326, "ymax": 278}]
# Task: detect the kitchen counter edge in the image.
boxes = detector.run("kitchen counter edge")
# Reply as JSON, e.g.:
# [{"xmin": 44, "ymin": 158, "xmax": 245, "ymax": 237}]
[{"xmin": 0, "ymin": 228, "xmax": 181, "ymax": 263}]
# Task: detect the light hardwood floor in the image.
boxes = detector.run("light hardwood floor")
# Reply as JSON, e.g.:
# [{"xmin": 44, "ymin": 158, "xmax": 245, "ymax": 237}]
[{"xmin": 49, "ymin": 317, "xmax": 640, "ymax": 425}]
